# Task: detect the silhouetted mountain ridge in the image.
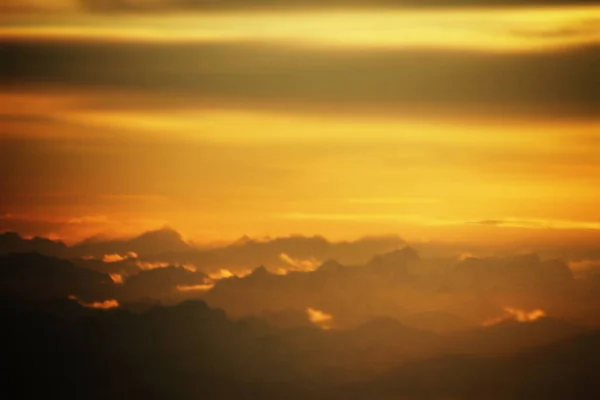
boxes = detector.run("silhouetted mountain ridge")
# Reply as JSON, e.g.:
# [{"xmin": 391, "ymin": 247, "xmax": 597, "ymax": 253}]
[
  {"xmin": 0, "ymin": 232, "xmax": 68, "ymax": 257},
  {"xmin": 71, "ymin": 227, "xmax": 192, "ymax": 257},
  {"xmin": 0, "ymin": 252, "xmax": 115, "ymax": 302}
]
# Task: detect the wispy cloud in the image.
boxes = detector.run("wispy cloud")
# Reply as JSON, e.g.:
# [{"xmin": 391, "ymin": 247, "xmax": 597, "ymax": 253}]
[
  {"xmin": 108, "ymin": 273, "xmax": 124, "ymax": 284},
  {"xmin": 102, "ymin": 251, "xmax": 138, "ymax": 263},
  {"xmin": 284, "ymin": 213, "xmax": 600, "ymax": 231},
  {"xmin": 279, "ymin": 253, "xmax": 320, "ymax": 273},
  {"xmin": 68, "ymin": 215, "xmax": 108, "ymax": 224},
  {"xmin": 176, "ymin": 283, "xmax": 214, "ymax": 292},
  {"xmin": 68, "ymin": 295, "xmax": 120, "ymax": 309},
  {"xmin": 306, "ymin": 307, "xmax": 333, "ymax": 330},
  {"xmin": 344, "ymin": 197, "xmax": 440, "ymax": 205},
  {"xmin": 469, "ymin": 218, "xmax": 600, "ymax": 230},
  {"xmin": 483, "ymin": 307, "xmax": 546, "ymax": 326},
  {"xmin": 568, "ymin": 259, "xmax": 600, "ymax": 278}
]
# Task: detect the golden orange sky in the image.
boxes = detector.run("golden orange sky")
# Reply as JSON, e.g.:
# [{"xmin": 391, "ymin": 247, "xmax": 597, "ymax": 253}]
[{"xmin": 1, "ymin": 3, "xmax": 599, "ymax": 244}]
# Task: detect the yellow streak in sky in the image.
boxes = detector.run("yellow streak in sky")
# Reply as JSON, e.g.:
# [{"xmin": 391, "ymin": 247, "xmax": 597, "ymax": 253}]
[
  {"xmin": 2, "ymin": 7, "xmax": 600, "ymax": 52},
  {"xmin": 54, "ymin": 107, "xmax": 600, "ymax": 158}
]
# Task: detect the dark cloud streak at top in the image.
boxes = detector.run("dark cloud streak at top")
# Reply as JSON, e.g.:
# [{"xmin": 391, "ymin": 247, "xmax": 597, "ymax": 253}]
[
  {"xmin": 2, "ymin": 40, "xmax": 599, "ymax": 118},
  {"xmin": 77, "ymin": 0, "xmax": 600, "ymax": 13}
]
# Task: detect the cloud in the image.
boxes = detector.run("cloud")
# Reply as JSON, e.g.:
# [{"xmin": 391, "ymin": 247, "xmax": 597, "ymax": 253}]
[
  {"xmin": 0, "ymin": 114, "xmax": 58, "ymax": 124},
  {"xmin": 568, "ymin": 259, "xmax": 600, "ymax": 278},
  {"xmin": 102, "ymin": 251, "xmax": 138, "ymax": 263},
  {"xmin": 2, "ymin": 36, "xmax": 599, "ymax": 120},
  {"xmin": 135, "ymin": 260, "xmax": 170, "ymax": 270},
  {"xmin": 279, "ymin": 253, "xmax": 320, "ymax": 272},
  {"xmin": 88, "ymin": 299, "xmax": 120, "ymax": 309},
  {"xmin": 4, "ymin": 0, "xmax": 598, "ymax": 14},
  {"xmin": 0, "ymin": 0, "xmax": 79, "ymax": 13},
  {"xmin": 68, "ymin": 295, "xmax": 120, "ymax": 309},
  {"xmin": 210, "ymin": 269, "xmax": 234, "ymax": 279},
  {"xmin": 102, "ymin": 254, "xmax": 125, "ymax": 262},
  {"xmin": 73, "ymin": 0, "xmax": 600, "ymax": 13},
  {"xmin": 345, "ymin": 197, "xmax": 440, "ymax": 205},
  {"xmin": 208, "ymin": 268, "xmax": 253, "ymax": 279},
  {"xmin": 109, "ymin": 272, "xmax": 124, "ymax": 284},
  {"xmin": 67, "ymin": 215, "xmax": 109, "ymax": 224},
  {"xmin": 176, "ymin": 283, "xmax": 215, "ymax": 292},
  {"xmin": 306, "ymin": 307, "xmax": 333, "ymax": 330},
  {"xmin": 469, "ymin": 218, "xmax": 600, "ymax": 230},
  {"xmin": 283, "ymin": 214, "xmax": 600, "ymax": 231},
  {"xmin": 483, "ymin": 307, "xmax": 546, "ymax": 326},
  {"xmin": 505, "ymin": 307, "xmax": 546, "ymax": 322}
]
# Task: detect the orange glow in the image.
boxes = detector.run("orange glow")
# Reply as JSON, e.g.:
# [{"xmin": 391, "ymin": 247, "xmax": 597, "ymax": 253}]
[
  {"xmin": 483, "ymin": 307, "xmax": 546, "ymax": 326},
  {"xmin": 68, "ymin": 295, "xmax": 120, "ymax": 309},
  {"xmin": 279, "ymin": 253, "xmax": 320, "ymax": 273},
  {"xmin": 2, "ymin": 4, "xmax": 600, "ymax": 246},
  {"xmin": 102, "ymin": 252, "xmax": 137, "ymax": 263},
  {"xmin": 2, "ymin": 3, "xmax": 599, "ymax": 395},
  {"xmin": 568, "ymin": 260, "xmax": 600, "ymax": 278},
  {"xmin": 505, "ymin": 307, "xmax": 546, "ymax": 323},
  {"xmin": 135, "ymin": 261, "xmax": 170, "ymax": 270},
  {"xmin": 213, "ymin": 269, "xmax": 234, "ymax": 279},
  {"xmin": 176, "ymin": 283, "xmax": 215, "ymax": 292},
  {"xmin": 209, "ymin": 269, "xmax": 252, "ymax": 280},
  {"xmin": 307, "ymin": 307, "xmax": 333, "ymax": 330},
  {"xmin": 109, "ymin": 273, "xmax": 124, "ymax": 284},
  {"xmin": 3, "ymin": 88, "xmax": 600, "ymax": 244}
]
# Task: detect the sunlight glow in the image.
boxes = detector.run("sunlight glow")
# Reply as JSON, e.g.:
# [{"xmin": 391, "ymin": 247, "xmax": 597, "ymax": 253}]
[
  {"xmin": 483, "ymin": 307, "xmax": 546, "ymax": 326},
  {"xmin": 68, "ymin": 295, "xmax": 120, "ymax": 309},
  {"xmin": 307, "ymin": 307, "xmax": 334, "ymax": 330},
  {"xmin": 2, "ymin": 7, "xmax": 600, "ymax": 51}
]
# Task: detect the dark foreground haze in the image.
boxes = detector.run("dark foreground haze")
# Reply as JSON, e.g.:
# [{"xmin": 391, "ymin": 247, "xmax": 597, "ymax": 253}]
[{"xmin": 2, "ymin": 230, "xmax": 600, "ymax": 399}]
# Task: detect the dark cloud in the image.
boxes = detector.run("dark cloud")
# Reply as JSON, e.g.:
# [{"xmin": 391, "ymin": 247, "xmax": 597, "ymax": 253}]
[
  {"xmin": 76, "ymin": 0, "xmax": 600, "ymax": 13},
  {"xmin": 0, "ymin": 114, "xmax": 58, "ymax": 124},
  {"xmin": 3, "ymin": 40, "xmax": 599, "ymax": 118}
]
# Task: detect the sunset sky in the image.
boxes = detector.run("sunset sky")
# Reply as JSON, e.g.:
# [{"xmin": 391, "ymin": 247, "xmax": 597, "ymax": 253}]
[{"xmin": 1, "ymin": 0, "xmax": 599, "ymax": 244}]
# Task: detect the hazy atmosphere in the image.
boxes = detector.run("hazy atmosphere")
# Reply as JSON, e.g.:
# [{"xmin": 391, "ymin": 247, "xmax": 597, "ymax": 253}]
[{"xmin": 2, "ymin": 1, "xmax": 600, "ymax": 399}]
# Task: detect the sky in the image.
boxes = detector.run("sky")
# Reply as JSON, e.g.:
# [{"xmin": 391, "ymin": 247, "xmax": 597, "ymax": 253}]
[{"xmin": 1, "ymin": 0, "xmax": 599, "ymax": 244}]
